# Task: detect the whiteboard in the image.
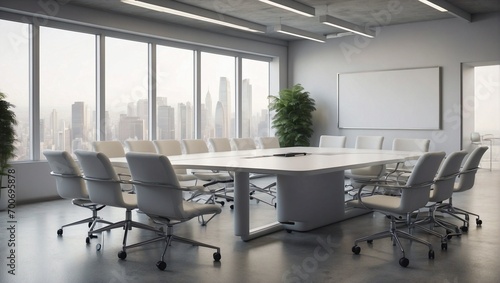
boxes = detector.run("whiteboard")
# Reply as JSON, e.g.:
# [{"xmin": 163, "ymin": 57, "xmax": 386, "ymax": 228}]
[{"xmin": 337, "ymin": 67, "xmax": 440, "ymax": 129}]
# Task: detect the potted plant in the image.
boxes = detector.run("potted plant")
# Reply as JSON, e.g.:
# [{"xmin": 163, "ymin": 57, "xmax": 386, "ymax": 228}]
[
  {"xmin": 0, "ymin": 91, "xmax": 17, "ymax": 210},
  {"xmin": 269, "ymin": 84, "xmax": 316, "ymax": 147}
]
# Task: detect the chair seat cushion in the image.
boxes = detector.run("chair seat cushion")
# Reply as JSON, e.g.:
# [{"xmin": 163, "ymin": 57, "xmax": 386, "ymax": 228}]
[
  {"xmin": 347, "ymin": 195, "xmax": 402, "ymax": 213},
  {"xmin": 181, "ymin": 201, "xmax": 222, "ymax": 220}
]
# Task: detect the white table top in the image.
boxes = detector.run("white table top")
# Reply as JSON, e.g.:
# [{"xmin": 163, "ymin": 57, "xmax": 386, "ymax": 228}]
[{"xmin": 111, "ymin": 147, "xmax": 422, "ymax": 176}]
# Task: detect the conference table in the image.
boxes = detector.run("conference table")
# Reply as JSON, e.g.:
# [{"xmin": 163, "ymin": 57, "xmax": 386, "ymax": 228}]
[{"xmin": 112, "ymin": 147, "xmax": 422, "ymax": 241}]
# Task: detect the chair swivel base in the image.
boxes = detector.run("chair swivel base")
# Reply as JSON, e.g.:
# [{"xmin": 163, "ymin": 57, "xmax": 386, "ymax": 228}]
[{"xmin": 352, "ymin": 219, "xmax": 435, "ymax": 267}]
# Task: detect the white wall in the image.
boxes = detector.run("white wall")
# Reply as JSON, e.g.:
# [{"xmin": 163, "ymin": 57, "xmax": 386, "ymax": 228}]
[{"xmin": 289, "ymin": 12, "xmax": 500, "ymax": 152}]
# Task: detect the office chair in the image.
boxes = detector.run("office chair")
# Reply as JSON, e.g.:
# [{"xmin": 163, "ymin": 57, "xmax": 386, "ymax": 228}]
[
  {"xmin": 74, "ymin": 150, "xmax": 161, "ymax": 259},
  {"xmin": 470, "ymin": 132, "xmax": 492, "ymax": 170},
  {"xmin": 124, "ymin": 140, "xmax": 156, "ymax": 153},
  {"xmin": 92, "ymin": 140, "xmax": 131, "ymax": 183},
  {"xmin": 153, "ymin": 139, "xmax": 198, "ymax": 184},
  {"xmin": 255, "ymin": 136, "xmax": 280, "ymax": 149},
  {"xmin": 207, "ymin": 137, "xmax": 232, "ymax": 152},
  {"xmin": 181, "ymin": 139, "xmax": 233, "ymax": 206},
  {"xmin": 43, "ymin": 150, "xmax": 113, "ymax": 238},
  {"xmin": 125, "ymin": 152, "xmax": 221, "ymax": 270},
  {"xmin": 386, "ymin": 138, "xmax": 431, "ymax": 180},
  {"xmin": 348, "ymin": 151, "xmax": 446, "ymax": 267},
  {"xmin": 230, "ymin": 137, "xmax": 277, "ymax": 207},
  {"xmin": 345, "ymin": 136, "xmax": 385, "ymax": 192},
  {"xmin": 318, "ymin": 135, "xmax": 347, "ymax": 148},
  {"xmin": 230, "ymin": 137, "xmax": 257, "ymax": 151},
  {"xmin": 413, "ymin": 150, "xmax": 468, "ymax": 250},
  {"xmin": 437, "ymin": 146, "xmax": 488, "ymax": 231}
]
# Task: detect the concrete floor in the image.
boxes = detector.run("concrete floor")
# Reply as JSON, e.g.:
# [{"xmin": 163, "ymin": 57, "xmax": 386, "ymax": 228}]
[{"xmin": 1, "ymin": 170, "xmax": 499, "ymax": 283}]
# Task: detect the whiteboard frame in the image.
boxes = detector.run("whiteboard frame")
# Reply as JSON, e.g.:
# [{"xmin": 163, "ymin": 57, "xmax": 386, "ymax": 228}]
[{"xmin": 337, "ymin": 67, "xmax": 441, "ymax": 130}]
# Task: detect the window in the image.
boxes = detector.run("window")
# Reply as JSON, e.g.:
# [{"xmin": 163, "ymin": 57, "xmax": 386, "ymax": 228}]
[
  {"xmin": 0, "ymin": 19, "xmax": 30, "ymax": 161},
  {"xmin": 200, "ymin": 52, "xmax": 236, "ymax": 138},
  {"xmin": 105, "ymin": 37, "xmax": 148, "ymax": 142},
  {"xmin": 241, "ymin": 58, "xmax": 270, "ymax": 137},
  {"xmin": 0, "ymin": 18, "xmax": 275, "ymax": 161},
  {"xmin": 39, "ymin": 27, "xmax": 96, "ymax": 156},
  {"xmin": 156, "ymin": 45, "xmax": 195, "ymax": 140}
]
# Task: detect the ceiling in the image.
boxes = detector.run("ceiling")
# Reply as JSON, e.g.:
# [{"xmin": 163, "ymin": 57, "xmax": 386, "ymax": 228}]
[{"xmin": 67, "ymin": 0, "xmax": 500, "ymax": 42}]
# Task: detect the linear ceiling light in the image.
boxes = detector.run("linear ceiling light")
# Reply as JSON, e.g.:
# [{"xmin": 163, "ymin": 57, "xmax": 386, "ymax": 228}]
[
  {"xmin": 319, "ymin": 15, "xmax": 375, "ymax": 38},
  {"xmin": 274, "ymin": 24, "xmax": 325, "ymax": 43},
  {"xmin": 121, "ymin": 0, "xmax": 267, "ymax": 33},
  {"xmin": 418, "ymin": 0, "xmax": 471, "ymax": 22},
  {"xmin": 259, "ymin": 0, "xmax": 315, "ymax": 17}
]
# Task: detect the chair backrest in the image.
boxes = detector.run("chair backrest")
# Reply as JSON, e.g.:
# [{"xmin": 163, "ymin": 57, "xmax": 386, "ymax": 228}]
[
  {"xmin": 230, "ymin": 138, "xmax": 256, "ymax": 151},
  {"xmin": 181, "ymin": 139, "xmax": 209, "ymax": 154},
  {"xmin": 92, "ymin": 141, "xmax": 126, "ymax": 158},
  {"xmin": 455, "ymin": 146, "xmax": 488, "ymax": 193},
  {"xmin": 153, "ymin": 140, "xmax": 183, "ymax": 156},
  {"xmin": 430, "ymin": 151, "xmax": 468, "ymax": 202},
  {"xmin": 74, "ymin": 150, "xmax": 128, "ymax": 208},
  {"xmin": 355, "ymin": 136, "xmax": 384, "ymax": 149},
  {"xmin": 207, "ymin": 138, "xmax": 232, "ymax": 152},
  {"xmin": 392, "ymin": 138, "xmax": 430, "ymax": 152},
  {"xmin": 319, "ymin": 135, "xmax": 347, "ymax": 148},
  {"xmin": 256, "ymin": 137, "xmax": 280, "ymax": 149},
  {"xmin": 400, "ymin": 152, "xmax": 446, "ymax": 212},
  {"xmin": 43, "ymin": 150, "xmax": 89, "ymax": 200},
  {"xmin": 126, "ymin": 152, "xmax": 185, "ymax": 219},
  {"xmin": 153, "ymin": 139, "xmax": 186, "ymax": 174},
  {"xmin": 125, "ymin": 140, "xmax": 156, "ymax": 153}
]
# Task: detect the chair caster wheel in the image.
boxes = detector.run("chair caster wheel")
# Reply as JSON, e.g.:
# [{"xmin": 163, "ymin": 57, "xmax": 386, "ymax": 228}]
[
  {"xmin": 220, "ymin": 201, "xmax": 225, "ymax": 207},
  {"xmin": 441, "ymin": 243, "xmax": 447, "ymax": 250},
  {"xmin": 428, "ymin": 250, "xmax": 435, "ymax": 259},
  {"xmin": 156, "ymin": 261, "xmax": 167, "ymax": 270},
  {"xmin": 86, "ymin": 237, "xmax": 90, "ymax": 244},
  {"xmin": 367, "ymin": 240, "xmax": 373, "ymax": 244},
  {"xmin": 399, "ymin": 257, "xmax": 409, "ymax": 267},
  {"xmin": 96, "ymin": 243, "xmax": 102, "ymax": 251},
  {"xmin": 57, "ymin": 229, "xmax": 63, "ymax": 235},
  {"xmin": 213, "ymin": 252, "xmax": 221, "ymax": 262},
  {"xmin": 230, "ymin": 205, "xmax": 234, "ymax": 210},
  {"xmin": 460, "ymin": 226, "xmax": 468, "ymax": 232},
  {"xmin": 476, "ymin": 219, "xmax": 482, "ymax": 226},
  {"xmin": 352, "ymin": 246, "xmax": 361, "ymax": 255},
  {"xmin": 118, "ymin": 250, "xmax": 127, "ymax": 260}
]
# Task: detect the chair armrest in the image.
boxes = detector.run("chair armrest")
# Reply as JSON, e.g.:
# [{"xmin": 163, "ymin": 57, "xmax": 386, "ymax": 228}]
[{"xmin": 130, "ymin": 180, "xmax": 204, "ymax": 192}]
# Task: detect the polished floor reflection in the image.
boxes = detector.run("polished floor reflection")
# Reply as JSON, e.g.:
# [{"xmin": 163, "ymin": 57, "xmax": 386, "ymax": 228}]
[{"xmin": 1, "ymin": 171, "xmax": 499, "ymax": 283}]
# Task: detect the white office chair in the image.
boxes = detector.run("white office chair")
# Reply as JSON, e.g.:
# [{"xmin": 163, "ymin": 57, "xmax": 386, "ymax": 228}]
[
  {"xmin": 348, "ymin": 151, "xmax": 446, "ymax": 267},
  {"xmin": 413, "ymin": 150, "xmax": 468, "ymax": 250},
  {"xmin": 230, "ymin": 137, "xmax": 277, "ymax": 207},
  {"xmin": 124, "ymin": 140, "xmax": 156, "ymax": 153},
  {"xmin": 437, "ymin": 146, "xmax": 488, "ymax": 231},
  {"xmin": 43, "ymin": 150, "xmax": 113, "ymax": 239},
  {"xmin": 74, "ymin": 150, "xmax": 161, "ymax": 259},
  {"xmin": 470, "ymin": 132, "xmax": 491, "ymax": 170},
  {"xmin": 386, "ymin": 138, "xmax": 431, "ymax": 178},
  {"xmin": 124, "ymin": 152, "xmax": 221, "ymax": 270},
  {"xmin": 92, "ymin": 140, "xmax": 131, "ymax": 180},
  {"xmin": 255, "ymin": 136, "xmax": 280, "ymax": 149},
  {"xmin": 207, "ymin": 137, "xmax": 232, "ymax": 152},
  {"xmin": 319, "ymin": 135, "xmax": 347, "ymax": 148},
  {"xmin": 153, "ymin": 139, "xmax": 198, "ymax": 184},
  {"xmin": 230, "ymin": 137, "xmax": 257, "ymax": 151},
  {"xmin": 345, "ymin": 136, "xmax": 385, "ymax": 191},
  {"xmin": 181, "ymin": 139, "xmax": 233, "ymax": 206}
]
